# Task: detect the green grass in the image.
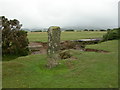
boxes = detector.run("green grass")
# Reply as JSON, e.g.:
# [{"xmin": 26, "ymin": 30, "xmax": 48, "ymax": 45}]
[
  {"xmin": 2, "ymin": 55, "xmax": 20, "ymax": 61},
  {"xmin": 28, "ymin": 31, "xmax": 106, "ymax": 42},
  {"xmin": 2, "ymin": 40, "xmax": 118, "ymax": 88}
]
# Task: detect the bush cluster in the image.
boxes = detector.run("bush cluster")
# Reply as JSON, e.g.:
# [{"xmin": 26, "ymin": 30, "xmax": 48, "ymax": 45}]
[
  {"xmin": 102, "ymin": 28, "xmax": 120, "ymax": 41},
  {"xmin": 1, "ymin": 16, "xmax": 29, "ymax": 56}
]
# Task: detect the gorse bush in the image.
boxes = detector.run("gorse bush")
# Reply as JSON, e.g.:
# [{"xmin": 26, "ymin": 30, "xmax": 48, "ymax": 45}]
[
  {"xmin": 1, "ymin": 16, "xmax": 29, "ymax": 56},
  {"xmin": 102, "ymin": 28, "xmax": 120, "ymax": 41}
]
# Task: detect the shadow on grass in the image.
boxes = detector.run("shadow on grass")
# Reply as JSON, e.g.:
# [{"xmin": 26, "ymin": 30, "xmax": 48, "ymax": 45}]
[{"xmin": 2, "ymin": 55, "xmax": 20, "ymax": 61}]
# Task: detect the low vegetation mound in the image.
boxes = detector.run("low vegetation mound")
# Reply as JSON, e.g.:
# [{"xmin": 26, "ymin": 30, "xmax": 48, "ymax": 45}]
[{"xmin": 59, "ymin": 50, "xmax": 72, "ymax": 59}]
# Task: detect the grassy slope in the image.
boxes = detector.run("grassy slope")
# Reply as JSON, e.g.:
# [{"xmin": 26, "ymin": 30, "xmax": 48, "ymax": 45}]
[
  {"xmin": 2, "ymin": 40, "xmax": 118, "ymax": 88},
  {"xmin": 28, "ymin": 31, "xmax": 106, "ymax": 42}
]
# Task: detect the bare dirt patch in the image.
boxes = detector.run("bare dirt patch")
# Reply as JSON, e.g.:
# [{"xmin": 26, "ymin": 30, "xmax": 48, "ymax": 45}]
[
  {"xmin": 29, "ymin": 41, "xmax": 109, "ymax": 54},
  {"xmin": 29, "ymin": 42, "xmax": 47, "ymax": 54}
]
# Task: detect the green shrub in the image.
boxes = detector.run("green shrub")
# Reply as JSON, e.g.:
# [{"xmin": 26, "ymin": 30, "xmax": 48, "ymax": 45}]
[
  {"xmin": 102, "ymin": 28, "xmax": 120, "ymax": 41},
  {"xmin": 1, "ymin": 16, "xmax": 29, "ymax": 56}
]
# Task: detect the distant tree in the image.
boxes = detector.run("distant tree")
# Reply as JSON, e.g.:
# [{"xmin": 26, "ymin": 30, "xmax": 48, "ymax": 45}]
[
  {"xmin": 31, "ymin": 30, "xmax": 42, "ymax": 32},
  {"xmin": 89, "ymin": 29, "xmax": 94, "ymax": 31},
  {"xmin": 107, "ymin": 29, "xmax": 111, "ymax": 31},
  {"xmin": 84, "ymin": 29, "xmax": 88, "ymax": 31},
  {"xmin": 1, "ymin": 16, "xmax": 29, "ymax": 56},
  {"xmin": 100, "ymin": 29, "xmax": 106, "ymax": 31},
  {"xmin": 65, "ymin": 29, "xmax": 74, "ymax": 32}
]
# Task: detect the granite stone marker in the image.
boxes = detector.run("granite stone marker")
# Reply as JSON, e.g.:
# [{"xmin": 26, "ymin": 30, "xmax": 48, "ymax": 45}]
[{"xmin": 46, "ymin": 26, "xmax": 61, "ymax": 68}]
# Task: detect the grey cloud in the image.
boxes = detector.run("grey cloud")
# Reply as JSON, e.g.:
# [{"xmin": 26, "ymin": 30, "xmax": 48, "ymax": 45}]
[{"xmin": 0, "ymin": 0, "xmax": 119, "ymax": 29}]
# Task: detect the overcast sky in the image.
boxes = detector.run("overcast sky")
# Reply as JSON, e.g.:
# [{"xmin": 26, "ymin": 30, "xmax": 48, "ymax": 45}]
[{"xmin": 0, "ymin": 0, "xmax": 119, "ymax": 29}]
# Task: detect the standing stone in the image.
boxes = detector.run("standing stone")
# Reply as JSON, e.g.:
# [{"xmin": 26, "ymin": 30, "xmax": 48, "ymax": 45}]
[{"xmin": 46, "ymin": 26, "xmax": 61, "ymax": 68}]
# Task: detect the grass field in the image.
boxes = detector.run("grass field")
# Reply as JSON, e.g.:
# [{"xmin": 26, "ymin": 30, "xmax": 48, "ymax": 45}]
[
  {"xmin": 2, "ymin": 31, "xmax": 118, "ymax": 88},
  {"xmin": 28, "ymin": 31, "xmax": 107, "ymax": 42}
]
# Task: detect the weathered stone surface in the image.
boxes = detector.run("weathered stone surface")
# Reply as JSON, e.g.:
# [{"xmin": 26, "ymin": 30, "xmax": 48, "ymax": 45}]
[{"xmin": 46, "ymin": 26, "xmax": 61, "ymax": 68}]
